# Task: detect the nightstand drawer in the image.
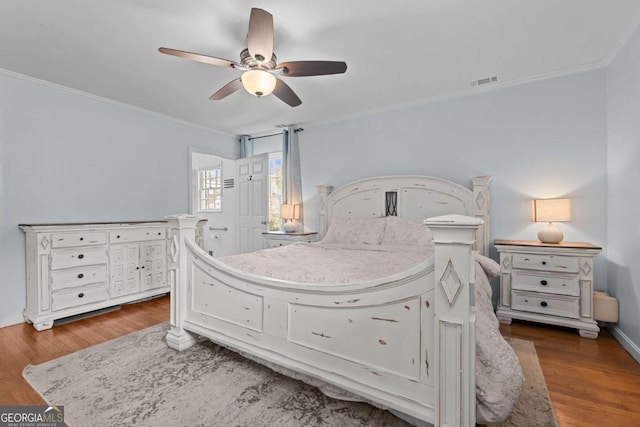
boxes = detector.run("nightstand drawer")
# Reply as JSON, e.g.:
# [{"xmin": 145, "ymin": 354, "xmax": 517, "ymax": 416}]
[
  {"xmin": 263, "ymin": 232, "xmax": 319, "ymax": 249},
  {"xmin": 511, "ymin": 290, "xmax": 580, "ymax": 319},
  {"xmin": 511, "ymin": 272, "xmax": 580, "ymax": 296},
  {"xmin": 512, "ymin": 253, "xmax": 579, "ymax": 273}
]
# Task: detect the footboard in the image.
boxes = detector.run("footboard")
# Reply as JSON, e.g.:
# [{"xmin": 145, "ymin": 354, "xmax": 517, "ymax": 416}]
[{"xmin": 165, "ymin": 214, "xmax": 482, "ymax": 427}]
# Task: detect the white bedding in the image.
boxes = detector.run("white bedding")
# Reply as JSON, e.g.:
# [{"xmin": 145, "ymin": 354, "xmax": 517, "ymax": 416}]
[
  {"xmin": 219, "ymin": 242, "xmax": 432, "ymax": 284},
  {"xmin": 218, "ymin": 242, "xmax": 523, "ymax": 423}
]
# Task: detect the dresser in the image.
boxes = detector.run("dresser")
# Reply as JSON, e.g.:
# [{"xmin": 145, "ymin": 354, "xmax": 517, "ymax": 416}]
[
  {"xmin": 262, "ymin": 231, "xmax": 319, "ymax": 248},
  {"xmin": 494, "ymin": 239, "xmax": 602, "ymax": 339},
  {"xmin": 20, "ymin": 221, "xmax": 170, "ymax": 331}
]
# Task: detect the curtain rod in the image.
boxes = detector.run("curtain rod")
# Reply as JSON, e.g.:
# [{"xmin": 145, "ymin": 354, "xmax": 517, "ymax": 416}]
[{"xmin": 246, "ymin": 128, "xmax": 303, "ymax": 141}]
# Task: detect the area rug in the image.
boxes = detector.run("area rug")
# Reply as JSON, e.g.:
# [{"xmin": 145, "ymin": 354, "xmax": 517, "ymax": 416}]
[
  {"xmin": 23, "ymin": 323, "xmax": 556, "ymax": 427},
  {"xmin": 490, "ymin": 337, "xmax": 557, "ymax": 427}
]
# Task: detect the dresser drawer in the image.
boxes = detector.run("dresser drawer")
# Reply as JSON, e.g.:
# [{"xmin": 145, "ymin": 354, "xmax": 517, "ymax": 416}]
[
  {"xmin": 51, "ymin": 231, "xmax": 107, "ymax": 248},
  {"xmin": 51, "ymin": 265, "xmax": 108, "ymax": 291},
  {"xmin": 512, "ymin": 253, "xmax": 579, "ymax": 273},
  {"xmin": 52, "ymin": 283, "xmax": 109, "ymax": 312},
  {"xmin": 109, "ymin": 228, "xmax": 166, "ymax": 243},
  {"xmin": 511, "ymin": 290, "xmax": 580, "ymax": 319},
  {"xmin": 511, "ymin": 271, "xmax": 580, "ymax": 296},
  {"xmin": 50, "ymin": 247, "xmax": 108, "ymax": 270}
]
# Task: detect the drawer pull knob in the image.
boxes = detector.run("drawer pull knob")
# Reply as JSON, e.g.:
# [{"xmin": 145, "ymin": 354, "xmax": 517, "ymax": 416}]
[
  {"xmin": 541, "ymin": 261, "xmax": 547, "ymax": 265},
  {"xmin": 540, "ymin": 301, "xmax": 548, "ymax": 307},
  {"xmin": 78, "ymin": 293, "xmax": 84, "ymax": 298},
  {"xmin": 116, "ymin": 235, "xmax": 121, "ymax": 239},
  {"xmin": 80, "ymin": 237, "xmax": 84, "ymax": 241},
  {"xmin": 540, "ymin": 280, "xmax": 548, "ymax": 286},
  {"xmin": 77, "ymin": 273, "xmax": 84, "ymax": 279},
  {"xmin": 78, "ymin": 254, "xmax": 84, "ymax": 259}
]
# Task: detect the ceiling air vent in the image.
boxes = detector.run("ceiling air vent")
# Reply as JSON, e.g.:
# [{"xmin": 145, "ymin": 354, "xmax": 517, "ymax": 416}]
[{"xmin": 470, "ymin": 75, "xmax": 500, "ymax": 87}]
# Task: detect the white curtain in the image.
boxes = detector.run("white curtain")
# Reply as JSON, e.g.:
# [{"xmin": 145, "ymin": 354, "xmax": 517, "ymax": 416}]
[
  {"xmin": 239, "ymin": 135, "xmax": 253, "ymax": 158},
  {"xmin": 283, "ymin": 127, "xmax": 303, "ymax": 230}
]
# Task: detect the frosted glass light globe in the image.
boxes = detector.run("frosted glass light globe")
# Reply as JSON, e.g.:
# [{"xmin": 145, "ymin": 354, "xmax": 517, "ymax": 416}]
[{"xmin": 241, "ymin": 70, "xmax": 277, "ymax": 97}]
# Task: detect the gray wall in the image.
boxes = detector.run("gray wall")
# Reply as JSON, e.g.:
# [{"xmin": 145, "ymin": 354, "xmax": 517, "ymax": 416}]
[
  {"xmin": 299, "ymin": 69, "xmax": 608, "ymax": 302},
  {"xmin": 607, "ymin": 24, "xmax": 640, "ymax": 360},
  {"xmin": 0, "ymin": 72, "xmax": 238, "ymax": 326}
]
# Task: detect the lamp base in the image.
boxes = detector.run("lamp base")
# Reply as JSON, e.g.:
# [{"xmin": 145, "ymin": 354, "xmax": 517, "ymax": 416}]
[
  {"xmin": 283, "ymin": 221, "xmax": 297, "ymax": 233},
  {"xmin": 537, "ymin": 223, "xmax": 564, "ymax": 244}
]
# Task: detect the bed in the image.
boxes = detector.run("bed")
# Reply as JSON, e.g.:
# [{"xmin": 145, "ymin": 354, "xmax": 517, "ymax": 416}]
[{"xmin": 165, "ymin": 175, "xmax": 523, "ymax": 427}]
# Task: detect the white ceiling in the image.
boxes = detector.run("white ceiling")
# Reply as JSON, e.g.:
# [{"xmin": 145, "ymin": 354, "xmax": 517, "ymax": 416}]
[{"xmin": 1, "ymin": 1, "xmax": 639, "ymax": 136}]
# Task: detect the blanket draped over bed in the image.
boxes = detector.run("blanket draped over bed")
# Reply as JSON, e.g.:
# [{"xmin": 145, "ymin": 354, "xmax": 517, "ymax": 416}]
[{"xmin": 165, "ymin": 175, "xmax": 523, "ymax": 426}]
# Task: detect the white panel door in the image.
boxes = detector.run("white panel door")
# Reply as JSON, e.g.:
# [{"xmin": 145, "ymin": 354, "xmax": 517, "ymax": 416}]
[{"xmin": 237, "ymin": 153, "xmax": 269, "ymax": 253}]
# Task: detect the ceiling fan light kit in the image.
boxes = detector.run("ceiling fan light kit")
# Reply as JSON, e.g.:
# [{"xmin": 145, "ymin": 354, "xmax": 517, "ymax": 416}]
[
  {"xmin": 159, "ymin": 8, "xmax": 347, "ymax": 107},
  {"xmin": 241, "ymin": 69, "xmax": 277, "ymax": 97}
]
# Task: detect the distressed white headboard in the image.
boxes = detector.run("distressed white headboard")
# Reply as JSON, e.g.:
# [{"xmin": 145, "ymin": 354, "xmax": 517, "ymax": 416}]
[{"xmin": 316, "ymin": 175, "xmax": 492, "ymax": 255}]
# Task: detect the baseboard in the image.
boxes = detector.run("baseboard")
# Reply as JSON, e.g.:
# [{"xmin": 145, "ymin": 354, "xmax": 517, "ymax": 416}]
[
  {"xmin": 609, "ymin": 325, "xmax": 640, "ymax": 365},
  {"xmin": 0, "ymin": 313, "xmax": 26, "ymax": 329}
]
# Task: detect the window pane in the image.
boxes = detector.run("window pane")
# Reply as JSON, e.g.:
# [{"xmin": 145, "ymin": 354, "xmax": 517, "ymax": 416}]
[{"xmin": 197, "ymin": 167, "xmax": 222, "ymax": 212}]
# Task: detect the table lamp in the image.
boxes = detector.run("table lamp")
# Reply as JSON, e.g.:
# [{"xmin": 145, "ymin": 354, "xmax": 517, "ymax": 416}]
[
  {"xmin": 280, "ymin": 204, "xmax": 300, "ymax": 233},
  {"xmin": 531, "ymin": 198, "xmax": 571, "ymax": 243}
]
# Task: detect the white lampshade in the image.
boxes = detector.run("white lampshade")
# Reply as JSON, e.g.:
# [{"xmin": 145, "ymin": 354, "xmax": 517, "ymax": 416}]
[
  {"xmin": 531, "ymin": 198, "xmax": 571, "ymax": 222},
  {"xmin": 241, "ymin": 69, "xmax": 277, "ymax": 97},
  {"xmin": 280, "ymin": 204, "xmax": 300, "ymax": 220},
  {"xmin": 531, "ymin": 198, "xmax": 571, "ymax": 243}
]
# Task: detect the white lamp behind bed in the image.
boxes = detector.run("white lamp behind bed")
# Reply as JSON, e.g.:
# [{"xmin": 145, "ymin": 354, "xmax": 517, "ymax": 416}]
[
  {"xmin": 281, "ymin": 204, "xmax": 300, "ymax": 233},
  {"xmin": 531, "ymin": 198, "xmax": 571, "ymax": 243}
]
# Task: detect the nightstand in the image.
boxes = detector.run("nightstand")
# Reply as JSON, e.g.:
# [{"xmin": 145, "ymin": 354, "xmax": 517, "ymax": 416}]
[
  {"xmin": 262, "ymin": 231, "xmax": 319, "ymax": 248},
  {"xmin": 494, "ymin": 239, "xmax": 602, "ymax": 339}
]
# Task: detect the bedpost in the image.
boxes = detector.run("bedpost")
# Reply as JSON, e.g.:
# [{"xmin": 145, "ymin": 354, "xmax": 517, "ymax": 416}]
[
  {"xmin": 471, "ymin": 176, "xmax": 492, "ymax": 256},
  {"xmin": 424, "ymin": 214, "xmax": 483, "ymax": 427},
  {"xmin": 165, "ymin": 214, "xmax": 201, "ymax": 351},
  {"xmin": 315, "ymin": 184, "xmax": 333, "ymax": 239}
]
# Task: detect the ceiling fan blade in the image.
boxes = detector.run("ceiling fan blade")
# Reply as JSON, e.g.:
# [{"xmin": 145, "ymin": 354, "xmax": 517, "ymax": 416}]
[
  {"xmin": 247, "ymin": 8, "xmax": 273, "ymax": 62},
  {"xmin": 276, "ymin": 61, "xmax": 347, "ymax": 77},
  {"xmin": 210, "ymin": 78, "xmax": 243, "ymax": 100},
  {"xmin": 272, "ymin": 78, "xmax": 302, "ymax": 107},
  {"xmin": 159, "ymin": 47, "xmax": 238, "ymax": 68}
]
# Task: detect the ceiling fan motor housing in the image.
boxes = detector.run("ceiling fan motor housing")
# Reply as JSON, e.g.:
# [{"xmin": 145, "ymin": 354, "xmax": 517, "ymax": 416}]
[{"xmin": 240, "ymin": 48, "xmax": 277, "ymax": 70}]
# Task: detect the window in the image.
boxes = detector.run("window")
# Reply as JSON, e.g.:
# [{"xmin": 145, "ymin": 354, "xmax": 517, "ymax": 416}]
[
  {"xmin": 268, "ymin": 152, "xmax": 283, "ymax": 231},
  {"xmin": 198, "ymin": 168, "xmax": 222, "ymax": 212}
]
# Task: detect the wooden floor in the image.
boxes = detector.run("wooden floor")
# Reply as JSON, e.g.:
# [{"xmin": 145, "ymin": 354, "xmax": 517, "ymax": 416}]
[
  {"xmin": 1, "ymin": 295, "xmax": 639, "ymax": 426},
  {"xmin": 500, "ymin": 321, "xmax": 640, "ymax": 427}
]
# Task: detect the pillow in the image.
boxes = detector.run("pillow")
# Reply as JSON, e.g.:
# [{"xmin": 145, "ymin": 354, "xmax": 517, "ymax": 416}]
[
  {"xmin": 475, "ymin": 253, "xmax": 501, "ymax": 279},
  {"xmin": 381, "ymin": 216, "xmax": 434, "ymax": 247},
  {"xmin": 322, "ymin": 217, "xmax": 386, "ymax": 245}
]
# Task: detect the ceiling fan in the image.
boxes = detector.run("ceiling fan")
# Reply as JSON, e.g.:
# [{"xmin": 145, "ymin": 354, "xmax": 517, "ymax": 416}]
[{"xmin": 159, "ymin": 8, "xmax": 347, "ymax": 107}]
